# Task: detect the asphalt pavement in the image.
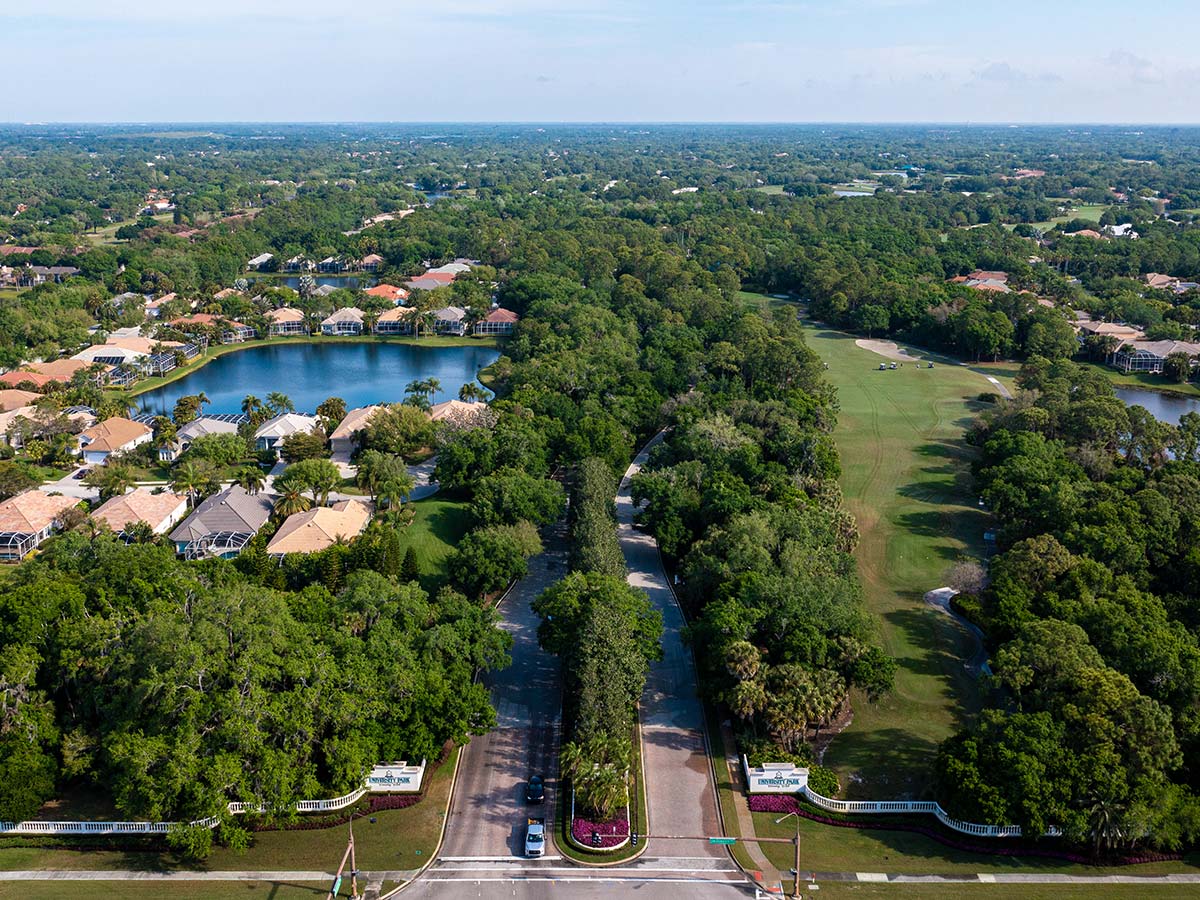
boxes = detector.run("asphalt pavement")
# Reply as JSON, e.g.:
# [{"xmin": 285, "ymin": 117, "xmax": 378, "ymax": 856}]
[
  {"xmin": 436, "ymin": 520, "xmax": 568, "ymax": 860},
  {"xmin": 616, "ymin": 433, "xmax": 727, "ymax": 860}
]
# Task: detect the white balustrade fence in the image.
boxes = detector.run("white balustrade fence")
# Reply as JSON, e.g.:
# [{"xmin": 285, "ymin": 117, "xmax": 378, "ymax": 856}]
[
  {"xmin": 743, "ymin": 755, "xmax": 1060, "ymax": 839},
  {"xmin": 0, "ymin": 760, "xmax": 424, "ymax": 836}
]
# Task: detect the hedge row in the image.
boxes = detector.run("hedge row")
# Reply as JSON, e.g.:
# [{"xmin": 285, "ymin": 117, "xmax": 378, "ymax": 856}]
[{"xmin": 569, "ymin": 457, "xmax": 625, "ymax": 578}]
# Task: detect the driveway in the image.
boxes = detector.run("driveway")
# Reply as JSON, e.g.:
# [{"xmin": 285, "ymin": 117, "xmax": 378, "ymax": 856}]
[{"xmin": 616, "ymin": 433, "xmax": 725, "ymax": 857}]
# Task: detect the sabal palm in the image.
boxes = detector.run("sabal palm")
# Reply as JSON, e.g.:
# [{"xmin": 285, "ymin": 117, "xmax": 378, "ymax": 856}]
[
  {"xmin": 266, "ymin": 391, "xmax": 294, "ymax": 415},
  {"xmin": 377, "ymin": 473, "xmax": 415, "ymax": 509},
  {"xmin": 241, "ymin": 395, "xmax": 263, "ymax": 416},
  {"xmin": 274, "ymin": 489, "xmax": 311, "ymax": 517},
  {"xmin": 171, "ymin": 461, "xmax": 204, "ymax": 506},
  {"xmin": 235, "ymin": 466, "xmax": 266, "ymax": 495}
]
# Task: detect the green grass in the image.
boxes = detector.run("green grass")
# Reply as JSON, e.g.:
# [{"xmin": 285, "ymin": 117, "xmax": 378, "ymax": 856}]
[
  {"xmin": 1075, "ymin": 359, "xmax": 1200, "ymax": 398},
  {"xmin": 81, "ymin": 214, "xmax": 174, "ymax": 247},
  {"xmin": 399, "ymin": 497, "xmax": 472, "ymax": 590},
  {"xmin": 773, "ymin": 885, "xmax": 1200, "ymax": 900},
  {"xmin": 752, "ymin": 184, "xmax": 787, "ymax": 195},
  {"xmin": 750, "ymin": 811, "xmax": 1200, "ymax": 879},
  {"xmin": 0, "ymin": 746, "xmax": 458, "ymax": 876},
  {"xmin": 803, "ymin": 327, "xmax": 990, "ymax": 799},
  {"xmin": 1028, "ymin": 202, "xmax": 1108, "ymax": 231},
  {"xmin": 0, "ymin": 881, "xmax": 330, "ymax": 899},
  {"xmin": 125, "ymin": 334, "xmax": 502, "ymax": 398}
]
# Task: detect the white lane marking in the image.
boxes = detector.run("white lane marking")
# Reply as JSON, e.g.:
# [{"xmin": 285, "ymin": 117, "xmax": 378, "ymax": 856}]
[{"xmin": 438, "ymin": 856, "xmax": 562, "ymax": 862}]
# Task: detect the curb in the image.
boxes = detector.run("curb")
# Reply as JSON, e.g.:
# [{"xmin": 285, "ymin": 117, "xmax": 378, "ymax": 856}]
[{"xmin": 376, "ymin": 747, "xmax": 463, "ymax": 899}]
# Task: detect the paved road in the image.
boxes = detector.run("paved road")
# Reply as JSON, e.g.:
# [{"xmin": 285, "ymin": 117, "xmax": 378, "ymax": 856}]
[
  {"xmin": 616, "ymin": 433, "xmax": 726, "ymax": 860},
  {"xmin": 436, "ymin": 520, "xmax": 568, "ymax": 860}
]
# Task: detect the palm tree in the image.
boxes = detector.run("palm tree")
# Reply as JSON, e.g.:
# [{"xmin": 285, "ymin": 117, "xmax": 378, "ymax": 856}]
[
  {"xmin": 266, "ymin": 391, "xmax": 294, "ymax": 415},
  {"xmin": 84, "ymin": 464, "xmax": 136, "ymax": 502},
  {"xmin": 171, "ymin": 461, "xmax": 205, "ymax": 507},
  {"xmin": 376, "ymin": 473, "xmax": 416, "ymax": 510},
  {"xmin": 724, "ymin": 640, "xmax": 762, "ymax": 681},
  {"xmin": 727, "ymin": 680, "xmax": 768, "ymax": 732},
  {"xmin": 241, "ymin": 395, "xmax": 263, "ymax": 417},
  {"xmin": 458, "ymin": 382, "xmax": 488, "ymax": 403},
  {"xmin": 235, "ymin": 465, "xmax": 267, "ymax": 496},
  {"xmin": 274, "ymin": 488, "xmax": 311, "ymax": 517},
  {"xmin": 1088, "ymin": 799, "xmax": 1126, "ymax": 857}
]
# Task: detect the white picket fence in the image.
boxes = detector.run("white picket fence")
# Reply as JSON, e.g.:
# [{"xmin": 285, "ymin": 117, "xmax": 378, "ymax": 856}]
[
  {"xmin": 743, "ymin": 756, "xmax": 1059, "ymax": 839},
  {"xmin": 0, "ymin": 763, "xmax": 420, "ymax": 836}
]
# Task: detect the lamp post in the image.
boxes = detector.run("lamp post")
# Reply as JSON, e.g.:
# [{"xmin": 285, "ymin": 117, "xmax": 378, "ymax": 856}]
[{"xmin": 774, "ymin": 812, "xmax": 802, "ymax": 900}]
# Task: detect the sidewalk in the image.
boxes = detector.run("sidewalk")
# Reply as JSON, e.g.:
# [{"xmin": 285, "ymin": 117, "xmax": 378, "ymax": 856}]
[{"xmin": 716, "ymin": 720, "xmax": 782, "ymax": 888}]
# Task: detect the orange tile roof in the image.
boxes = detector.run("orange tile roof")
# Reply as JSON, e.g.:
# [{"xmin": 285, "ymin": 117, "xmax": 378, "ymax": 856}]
[
  {"xmin": 79, "ymin": 417, "xmax": 152, "ymax": 453},
  {"xmin": 92, "ymin": 488, "xmax": 188, "ymax": 533},
  {"xmin": 266, "ymin": 500, "xmax": 371, "ymax": 555},
  {"xmin": 0, "ymin": 491, "xmax": 78, "ymax": 533},
  {"xmin": 0, "ymin": 389, "xmax": 42, "ymax": 412}
]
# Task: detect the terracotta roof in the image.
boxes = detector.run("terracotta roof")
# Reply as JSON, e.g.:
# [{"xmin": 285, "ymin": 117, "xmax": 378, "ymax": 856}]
[
  {"xmin": 170, "ymin": 313, "xmax": 225, "ymax": 327},
  {"xmin": 967, "ymin": 270, "xmax": 1008, "ymax": 283},
  {"xmin": 0, "ymin": 370, "xmax": 54, "ymax": 388},
  {"xmin": 376, "ymin": 306, "xmax": 417, "ymax": 323},
  {"xmin": 267, "ymin": 307, "xmax": 306, "ymax": 323},
  {"xmin": 0, "ymin": 246, "xmax": 37, "ymax": 256},
  {"xmin": 266, "ymin": 500, "xmax": 370, "ymax": 555},
  {"xmin": 429, "ymin": 399, "xmax": 490, "ymax": 427},
  {"xmin": 92, "ymin": 488, "xmax": 187, "ymax": 533},
  {"xmin": 0, "ymin": 491, "xmax": 78, "ymax": 533},
  {"xmin": 1146, "ymin": 273, "xmax": 1179, "ymax": 290},
  {"xmin": 330, "ymin": 406, "xmax": 384, "ymax": 440},
  {"xmin": 364, "ymin": 283, "xmax": 409, "ymax": 301},
  {"xmin": 80, "ymin": 416, "xmax": 152, "ymax": 453},
  {"xmin": 0, "ymin": 389, "xmax": 42, "ymax": 412},
  {"xmin": 1069, "ymin": 229, "xmax": 1105, "ymax": 239},
  {"xmin": 484, "ymin": 308, "xmax": 519, "ymax": 323}
]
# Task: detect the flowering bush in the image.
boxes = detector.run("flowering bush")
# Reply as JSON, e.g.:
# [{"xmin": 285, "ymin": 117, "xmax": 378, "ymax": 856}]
[
  {"xmin": 745, "ymin": 796, "xmax": 1180, "ymax": 867},
  {"xmin": 571, "ymin": 809, "xmax": 629, "ymax": 849},
  {"xmin": 249, "ymin": 794, "xmax": 422, "ymax": 832}
]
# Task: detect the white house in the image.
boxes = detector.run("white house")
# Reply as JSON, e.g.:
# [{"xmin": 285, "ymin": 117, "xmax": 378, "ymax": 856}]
[
  {"xmin": 253, "ymin": 412, "xmax": 320, "ymax": 456},
  {"xmin": 321, "ymin": 307, "xmax": 365, "ymax": 336},
  {"xmin": 247, "ymin": 252, "xmax": 274, "ymax": 271},
  {"xmin": 433, "ymin": 306, "xmax": 467, "ymax": 335}
]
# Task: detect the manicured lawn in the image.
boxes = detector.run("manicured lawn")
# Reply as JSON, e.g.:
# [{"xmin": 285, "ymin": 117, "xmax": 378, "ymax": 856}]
[
  {"xmin": 400, "ymin": 497, "xmax": 472, "ymax": 589},
  {"xmin": 1076, "ymin": 359, "xmax": 1200, "ymax": 398},
  {"xmin": 803, "ymin": 326, "xmax": 990, "ymax": 799},
  {"xmin": 0, "ymin": 882, "xmax": 329, "ymax": 899},
  {"xmin": 750, "ymin": 810, "xmax": 1200, "ymax": 879},
  {"xmin": 791, "ymin": 885, "xmax": 1200, "ymax": 900},
  {"xmin": 0, "ymin": 746, "xmax": 458, "ymax": 875},
  {"xmin": 1028, "ymin": 202, "xmax": 1109, "ymax": 231},
  {"xmin": 81, "ymin": 213, "xmax": 174, "ymax": 246}
]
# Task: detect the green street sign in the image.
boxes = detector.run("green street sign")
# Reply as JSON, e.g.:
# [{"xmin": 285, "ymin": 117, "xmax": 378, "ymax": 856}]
[{"xmin": 709, "ymin": 837, "xmax": 737, "ymax": 845}]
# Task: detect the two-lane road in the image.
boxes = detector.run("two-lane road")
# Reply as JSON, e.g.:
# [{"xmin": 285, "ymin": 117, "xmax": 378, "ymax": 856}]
[{"xmin": 437, "ymin": 521, "xmax": 568, "ymax": 860}]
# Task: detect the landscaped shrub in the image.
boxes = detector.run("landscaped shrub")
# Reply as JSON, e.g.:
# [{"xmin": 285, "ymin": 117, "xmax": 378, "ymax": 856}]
[
  {"xmin": 806, "ymin": 765, "xmax": 839, "ymax": 798},
  {"xmin": 739, "ymin": 734, "xmax": 812, "ymax": 769},
  {"xmin": 571, "ymin": 807, "xmax": 628, "ymax": 849}
]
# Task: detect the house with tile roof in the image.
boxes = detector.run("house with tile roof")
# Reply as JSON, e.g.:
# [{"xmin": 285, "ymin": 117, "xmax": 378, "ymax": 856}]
[
  {"xmin": 321, "ymin": 307, "xmax": 365, "ymax": 336},
  {"xmin": 374, "ymin": 306, "xmax": 418, "ymax": 335},
  {"xmin": 92, "ymin": 488, "xmax": 189, "ymax": 537},
  {"xmin": 266, "ymin": 500, "xmax": 371, "ymax": 557},
  {"xmin": 429, "ymin": 399, "xmax": 492, "ymax": 429},
  {"xmin": 474, "ymin": 307, "xmax": 519, "ymax": 335},
  {"xmin": 77, "ymin": 416, "xmax": 153, "ymax": 465},
  {"xmin": 1111, "ymin": 339, "xmax": 1200, "ymax": 375},
  {"xmin": 267, "ymin": 306, "xmax": 307, "ymax": 336},
  {"xmin": 330, "ymin": 406, "xmax": 384, "ymax": 456},
  {"xmin": 363, "ymin": 283, "xmax": 409, "ymax": 304},
  {"xmin": 169, "ymin": 486, "xmax": 274, "ymax": 559},
  {"xmin": 432, "ymin": 306, "xmax": 468, "ymax": 335},
  {"xmin": 0, "ymin": 389, "xmax": 41, "ymax": 412},
  {"xmin": 158, "ymin": 416, "xmax": 242, "ymax": 462},
  {"xmin": 0, "ymin": 491, "xmax": 79, "ymax": 560}
]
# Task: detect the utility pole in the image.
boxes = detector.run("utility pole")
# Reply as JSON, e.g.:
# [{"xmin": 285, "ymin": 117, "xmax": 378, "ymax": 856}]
[
  {"xmin": 326, "ymin": 811, "xmax": 370, "ymax": 900},
  {"xmin": 774, "ymin": 812, "xmax": 802, "ymax": 899}
]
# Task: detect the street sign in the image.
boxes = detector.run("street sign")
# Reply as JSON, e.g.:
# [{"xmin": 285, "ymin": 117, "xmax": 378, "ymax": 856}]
[{"xmin": 709, "ymin": 837, "xmax": 737, "ymax": 845}]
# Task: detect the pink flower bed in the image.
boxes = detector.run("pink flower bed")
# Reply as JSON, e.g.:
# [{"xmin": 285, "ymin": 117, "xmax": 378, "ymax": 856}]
[
  {"xmin": 746, "ymin": 795, "xmax": 1179, "ymax": 867},
  {"xmin": 250, "ymin": 794, "xmax": 422, "ymax": 832},
  {"xmin": 571, "ymin": 810, "xmax": 629, "ymax": 849}
]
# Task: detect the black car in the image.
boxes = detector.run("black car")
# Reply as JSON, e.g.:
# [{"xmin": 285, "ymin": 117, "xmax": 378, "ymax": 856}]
[{"xmin": 525, "ymin": 775, "xmax": 545, "ymax": 804}]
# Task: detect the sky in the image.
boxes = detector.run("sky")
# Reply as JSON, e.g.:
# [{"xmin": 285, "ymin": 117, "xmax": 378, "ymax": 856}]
[{"xmin": 5, "ymin": 0, "xmax": 1198, "ymax": 123}]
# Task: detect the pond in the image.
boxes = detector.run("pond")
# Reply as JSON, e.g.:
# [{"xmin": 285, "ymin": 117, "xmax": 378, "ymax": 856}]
[
  {"xmin": 1114, "ymin": 387, "xmax": 1200, "ymax": 425},
  {"xmin": 136, "ymin": 342, "xmax": 501, "ymax": 416}
]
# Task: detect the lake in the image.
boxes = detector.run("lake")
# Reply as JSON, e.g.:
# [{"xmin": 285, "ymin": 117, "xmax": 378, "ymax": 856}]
[
  {"xmin": 136, "ymin": 342, "xmax": 501, "ymax": 415},
  {"xmin": 1114, "ymin": 387, "xmax": 1200, "ymax": 425}
]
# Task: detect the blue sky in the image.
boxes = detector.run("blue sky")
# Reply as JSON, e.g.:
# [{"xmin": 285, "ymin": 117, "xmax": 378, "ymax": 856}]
[{"xmin": 5, "ymin": 0, "xmax": 1198, "ymax": 122}]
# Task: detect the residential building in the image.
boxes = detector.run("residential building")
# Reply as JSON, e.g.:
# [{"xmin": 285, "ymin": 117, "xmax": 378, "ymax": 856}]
[
  {"xmin": 1069, "ymin": 229, "xmax": 1105, "ymax": 239},
  {"xmin": 374, "ymin": 306, "xmax": 417, "ymax": 335},
  {"xmin": 0, "ymin": 406, "xmax": 36, "ymax": 447},
  {"xmin": 361, "ymin": 254, "xmax": 384, "ymax": 272},
  {"xmin": 0, "ymin": 491, "xmax": 79, "ymax": 560},
  {"xmin": 321, "ymin": 307, "xmax": 365, "ymax": 336},
  {"xmin": 0, "ymin": 389, "xmax": 41, "ymax": 412},
  {"xmin": 169, "ymin": 486, "xmax": 274, "ymax": 559},
  {"xmin": 18, "ymin": 265, "xmax": 80, "ymax": 286},
  {"xmin": 213, "ymin": 288, "xmax": 242, "ymax": 302},
  {"xmin": 1146, "ymin": 273, "xmax": 1180, "ymax": 291},
  {"xmin": 405, "ymin": 276, "xmax": 452, "ymax": 292},
  {"xmin": 78, "ymin": 416, "xmax": 153, "ymax": 465},
  {"xmin": 254, "ymin": 412, "xmax": 320, "ymax": 456},
  {"xmin": 432, "ymin": 306, "xmax": 467, "ymax": 335},
  {"xmin": 266, "ymin": 500, "xmax": 371, "ymax": 557},
  {"xmin": 223, "ymin": 321, "xmax": 256, "ymax": 342},
  {"xmin": 329, "ymin": 406, "xmax": 384, "ymax": 456},
  {"xmin": 1110, "ymin": 340, "xmax": 1200, "ymax": 374},
  {"xmin": 72, "ymin": 336, "xmax": 190, "ymax": 374},
  {"xmin": 158, "ymin": 416, "xmax": 241, "ymax": 461},
  {"xmin": 246, "ymin": 252, "xmax": 274, "ymax": 271},
  {"xmin": 267, "ymin": 307, "xmax": 307, "ymax": 336},
  {"xmin": 363, "ymin": 283, "xmax": 409, "ymax": 304},
  {"xmin": 474, "ymin": 307, "xmax": 519, "ymax": 335},
  {"xmin": 1106, "ymin": 223, "xmax": 1139, "ymax": 239},
  {"xmin": 429, "ymin": 399, "xmax": 491, "ymax": 428},
  {"xmin": 92, "ymin": 488, "xmax": 189, "ymax": 537},
  {"xmin": 284, "ymin": 255, "xmax": 314, "ymax": 272},
  {"xmin": 317, "ymin": 256, "xmax": 344, "ymax": 273},
  {"xmin": 427, "ymin": 261, "xmax": 472, "ymax": 275},
  {"xmin": 312, "ymin": 284, "xmax": 338, "ymax": 298},
  {"xmin": 1075, "ymin": 321, "xmax": 1145, "ymax": 344}
]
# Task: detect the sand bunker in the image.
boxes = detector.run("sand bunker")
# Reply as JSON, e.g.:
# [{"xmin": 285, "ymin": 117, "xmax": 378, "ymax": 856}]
[{"xmin": 855, "ymin": 339, "xmax": 924, "ymax": 361}]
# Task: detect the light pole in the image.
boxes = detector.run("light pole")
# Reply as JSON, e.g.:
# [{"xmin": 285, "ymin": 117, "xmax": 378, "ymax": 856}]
[
  {"xmin": 326, "ymin": 808, "xmax": 376, "ymax": 900},
  {"xmin": 774, "ymin": 812, "xmax": 802, "ymax": 900}
]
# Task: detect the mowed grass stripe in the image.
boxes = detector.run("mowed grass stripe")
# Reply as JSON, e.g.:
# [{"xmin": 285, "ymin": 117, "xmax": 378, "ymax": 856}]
[{"xmin": 803, "ymin": 328, "xmax": 988, "ymax": 799}]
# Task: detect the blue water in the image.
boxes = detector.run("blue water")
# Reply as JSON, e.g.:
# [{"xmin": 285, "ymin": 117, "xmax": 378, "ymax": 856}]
[
  {"xmin": 1114, "ymin": 388, "xmax": 1200, "ymax": 425},
  {"xmin": 136, "ymin": 342, "xmax": 500, "ymax": 415}
]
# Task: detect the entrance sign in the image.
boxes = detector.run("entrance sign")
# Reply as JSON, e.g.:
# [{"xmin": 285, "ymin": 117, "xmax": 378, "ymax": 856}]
[
  {"xmin": 742, "ymin": 756, "xmax": 809, "ymax": 794},
  {"xmin": 366, "ymin": 760, "xmax": 426, "ymax": 793}
]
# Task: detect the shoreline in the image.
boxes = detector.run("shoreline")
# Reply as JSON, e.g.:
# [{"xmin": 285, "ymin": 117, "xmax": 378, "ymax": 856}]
[{"xmin": 125, "ymin": 333, "xmax": 504, "ymax": 398}]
